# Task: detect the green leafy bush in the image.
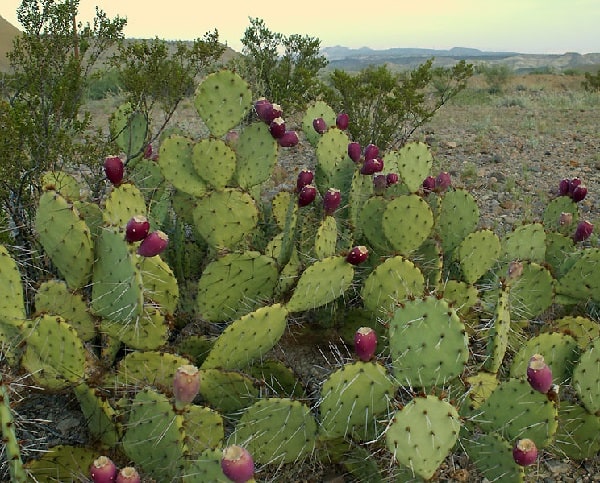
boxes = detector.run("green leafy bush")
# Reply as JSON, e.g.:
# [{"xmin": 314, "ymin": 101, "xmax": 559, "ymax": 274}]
[
  {"xmin": 476, "ymin": 63, "xmax": 512, "ymax": 93},
  {"xmin": 85, "ymin": 68, "xmax": 123, "ymax": 100},
  {"xmin": 582, "ymin": 70, "xmax": 600, "ymax": 92}
]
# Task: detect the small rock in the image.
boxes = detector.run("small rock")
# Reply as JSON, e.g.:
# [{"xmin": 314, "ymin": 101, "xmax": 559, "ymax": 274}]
[{"xmin": 545, "ymin": 459, "xmax": 571, "ymax": 475}]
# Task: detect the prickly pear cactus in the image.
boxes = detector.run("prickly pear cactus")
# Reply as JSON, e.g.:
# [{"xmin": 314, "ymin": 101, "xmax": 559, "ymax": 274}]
[
  {"xmin": 556, "ymin": 248, "xmax": 600, "ymax": 303},
  {"xmin": 0, "ymin": 245, "xmax": 26, "ymax": 362},
  {"xmin": 314, "ymin": 216, "xmax": 338, "ymax": 259},
  {"xmin": 235, "ymin": 121, "xmax": 279, "ymax": 189},
  {"xmin": 572, "ymin": 337, "xmax": 600, "ymax": 414},
  {"xmin": 0, "ymin": 376, "xmax": 27, "ymax": 482},
  {"xmin": 102, "ymin": 182, "xmax": 148, "ymax": 227},
  {"xmin": 436, "ymin": 188, "xmax": 479, "ymax": 254},
  {"xmin": 463, "ymin": 432, "xmax": 524, "ymax": 482},
  {"xmin": 319, "ymin": 361, "xmax": 396, "ymax": 440},
  {"xmin": 192, "ymin": 138, "xmax": 236, "ymax": 190},
  {"xmin": 501, "ymin": 222, "xmax": 546, "ymax": 263},
  {"xmin": 73, "ymin": 382, "xmax": 120, "ymax": 447},
  {"xmin": 382, "ymin": 194, "xmax": 434, "ymax": 254},
  {"xmin": 387, "ymin": 142, "xmax": 433, "ymax": 192},
  {"xmin": 25, "ymin": 445, "xmax": 97, "ymax": 481},
  {"xmin": 456, "ymin": 229, "xmax": 501, "ymax": 283},
  {"xmin": 484, "ymin": 284, "xmax": 511, "ymax": 374},
  {"xmin": 199, "ymin": 369, "xmax": 259, "ymax": 414},
  {"xmin": 159, "ymin": 134, "xmax": 208, "ymax": 197},
  {"xmin": 386, "ymin": 395, "xmax": 461, "ymax": 480},
  {"xmin": 302, "ymin": 100, "xmax": 337, "ymax": 146},
  {"xmin": 110, "ymin": 101, "xmax": 147, "ymax": 158}
]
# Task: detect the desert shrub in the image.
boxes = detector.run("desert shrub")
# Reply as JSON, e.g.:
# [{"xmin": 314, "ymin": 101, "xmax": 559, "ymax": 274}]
[
  {"xmin": 476, "ymin": 63, "xmax": 512, "ymax": 93},
  {"xmin": 582, "ymin": 70, "xmax": 600, "ymax": 92},
  {"xmin": 86, "ymin": 68, "xmax": 123, "ymax": 100},
  {"xmin": 324, "ymin": 60, "xmax": 473, "ymax": 149},
  {"xmin": 230, "ymin": 17, "xmax": 328, "ymax": 113}
]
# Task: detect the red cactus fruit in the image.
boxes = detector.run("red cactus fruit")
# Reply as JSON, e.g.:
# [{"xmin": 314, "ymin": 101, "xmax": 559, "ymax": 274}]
[
  {"xmin": 173, "ymin": 364, "xmax": 200, "ymax": 409},
  {"xmin": 116, "ymin": 467, "xmax": 141, "ymax": 483},
  {"xmin": 347, "ymin": 142, "xmax": 362, "ymax": 162},
  {"xmin": 143, "ymin": 143, "xmax": 153, "ymax": 159},
  {"xmin": 568, "ymin": 177, "xmax": 582, "ymax": 196},
  {"xmin": 221, "ymin": 445, "xmax": 255, "ymax": 483},
  {"xmin": 254, "ymin": 97, "xmax": 273, "ymax": 122},
  {"xmin": 336, "ymin": 112, "xmax": 349, "ymax": 130},
  {"xmin": 386, "ymin": 173, "xmax": 399, "ymax": 185},
  {"xmin": 360, "ymin": 157, "xmax": 384, "ymax": 175},
  {"xmin": 125, "ymin": 215, "xmax": 150, "ymax": 243},
  {"xmin": 558, "ymin": 178, "xmax": 570, "ymax": 196},
  {"xmin": 363, "ymin": 143, "xmax": 379, "ymax": 160},
  {"xmin": 296, "ymin": 169, "xmax": 314, "ymax": 192},
  {"xmin": 346, "ymin": 245, "xmax": 369, "ymax": 265},
  {"xmin": 571, "ymin": 184, "xmax": 587, "ymax": 202},
  {"xmin": 435, "ymin": 171, "xmax": 452, "ymax": 192},
  {"xmin": 323, "ymin": 188, "xmax": 341, "ymax": 215},
  {"xmin": 422, "ymin": 175, "xmax": 436, "ymax": 193},
  {"xmin": 137, "ymin": 230, "xmax": 169, "ymax": 257},
  {"xmin": 104, "ymin": 156, "xmax": 124, "ymax": 186},
  {"xmin": 298, "ymin": 184, "xmax": 317, "ymax": 207},
  {"xmin": 90, "ymin": 455, "xmax": 117, "ymax": 483},
  {"xmin": 313, "ymin": 117, "xmax": 327, "ymax": 134},
  {"xmin": 354, "ymin": 326, "xmax": 377, "ymax": 361},
  {"xmin": 573, "ymin": 220, "xmax": 593, "ymax": 242},
  {"xmin": 512, "ymin": 438, "xmax": 538, "ymax": 467},
  {"xmin": 278, "ymin": 130, "xmax": 299, "ymax": 147},
  {"xmin": 271, "ymin": 103, "xmax": 283, "ymax": 120},
  {"xmin": 526, "ymin": 354, "xmax": 553, "ymax": 394},
  {"xmin": 269, "ymin": 117, "xmax": 286, "ymax": 139}
]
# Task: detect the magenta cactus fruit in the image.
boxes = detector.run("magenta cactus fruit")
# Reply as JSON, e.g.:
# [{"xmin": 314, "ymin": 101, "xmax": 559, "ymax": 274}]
[
  {"xmin": 90, "ymin": 455, "xmax": 117, "ymax": 483},
  {"xmin": 271, "ymin": 103, "xmax": 283, "ymax": 120},
  {"xmin": 386, "ymin": 173, "xmax": 399, "ymax": 185},
  {"xmin": 254, "ymin": 97, "xmax": 273, "ymax": 122},
  {"xmin": 573, "ymin": 220, "xmax": 593, "ymax": 242},
  {"xmin": 422, "ymin": 175, "xmax": 436, "ymax": 193},
  {"xmin": 143, "ymin": 143, "xmax": 153, "ymax": 159},
  {"xmin": 512, "ymin": 438, "xmax": 538, "ymax": 467},
  {"xmin": 363, "ymin": 143, "xmax": 379, "ymax": 160},
  {"xmin": 173, "ymin": 364, "xmax": 200, "ymax": 408},
  {"xmin": 568, "ymin": 177, "xmax": 581, "ymax": 195},
  {"xmin": 104, "ymin": 156, "xmax": 124, "ymax": 186},
  {"xmin": 278, "ymin": 130, "xmax": 299, "ymax": 147},
  {"xmin": 435, "ymin": 171, "xmax": 452, "ymax": 192},
  {"xmin": 296, "ymin": 169, "xmax": 314, "ymax": 192},
  {"xmin": 571, "ymin": 184, "xmax": 587, "ymax": 202},
  {"xmin": 221, "ymin": 445, "xmax": 255, "ymax": 483},
  {"xmin": 312, "ymin": 117, "xmax": 327, "ymax": 134},
  {"xmin": 116, "ymin": 467, "xmax": 141, "ymax": 483},
  {"xmin": 137, "ymin": 230, "xmax": 169, "ymax": 257},
  {"xmin": 354, "ymin": 326, "xmax": 377, "ymax": 361},
  {"xmin": 558, "ymin": 178, "xmax": 570, "ymax": 196},
  {"xmin": 336, "ymin": 112, "xmax": 349, "ymax": 130},
  {"xmin": 526, "ymin": 354, "xmax": 553, "ymax": 393},
  {"xmin": 348, "ymin": 142, "xmax": 362, "ymax": 162},
  {"xmin": 360, "ymin": 158, "xmax": 384, "ymax": 175},
  {"xmin": 298, "ymin": 184, "xmax": 317, "ymax": 207},
  {"xmin": 346, "ymin": 245, "xmax": 369, "ymax": 265},
  {"xmin": 269, "ymin": 117, "xmax": 286, "ymax": 139},
  {"xmin": 125, "ymin": 215, "xmax": 150, "ymax": 243},
  {"xmin": 323, "ymin": 188, "xmax": 341, "ymax": 215}
]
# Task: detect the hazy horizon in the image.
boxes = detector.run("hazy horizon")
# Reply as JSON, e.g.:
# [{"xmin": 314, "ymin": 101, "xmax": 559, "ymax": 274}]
[{"xmin": 2, "ymin": 0, "xmax": 599, "ymax": 55}]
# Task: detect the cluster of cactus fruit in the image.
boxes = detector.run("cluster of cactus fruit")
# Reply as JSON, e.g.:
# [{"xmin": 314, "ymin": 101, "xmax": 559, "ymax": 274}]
[{"xmin": 0, "ymin": 67, "xmax": 599, "ymax": 482}]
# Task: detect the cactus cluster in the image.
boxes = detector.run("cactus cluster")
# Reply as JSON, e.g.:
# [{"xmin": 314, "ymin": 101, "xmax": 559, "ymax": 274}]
[{"xmin": 1, "ymin": 67, "xmax": 599, "ymax": 482}]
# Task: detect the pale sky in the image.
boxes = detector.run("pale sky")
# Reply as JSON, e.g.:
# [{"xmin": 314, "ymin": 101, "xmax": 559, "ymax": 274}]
[{"xmin": 1, "ymin": 0, "xmax": 599, "ymax": 54}]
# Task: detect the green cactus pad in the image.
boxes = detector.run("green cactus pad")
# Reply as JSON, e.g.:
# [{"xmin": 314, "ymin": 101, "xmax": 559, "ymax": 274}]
[
  {"xmin": 412, "ymin": 238, "xmax": 443, "ymax": 289},
  {"xmin": 464, "ymin": 371, "xmax": 499, "ymax": 410},
  {"xmin": 100, "ymin": 304, "xmax": 169, "ymax": 350},
  {"xmin": 183, "ymin": 449, "xmax": 230, "ymax": 482},
  {"xmin": 122, "ymin": 388, "xmax": 186, "ymax": 480},
  {"xmin": 439, "ymin": 279, "xmax": 479, "ymax": 316},
  {"xmin": 159, "ymin": 134, "xmax": 208, "ymax": 197},
  {"xmin": 41, "ymin": 170, "xmax": 81, "ymax": 200},
  {"xmin": 359, "ymin": 197, "xmax": 394, "ymax": 253},
  {"xmin": 314, "ymin": 216, "xmax": 338, "ymax": 259},
  {"xmin": 509, "ymin": 332, "xmax": 580, "ymax": 385},
  {"xmin": 0, "ymin": 245, "xmax": 26, "ymax": 359},
  {"xmin": 193, "ymin": 188, "xmax": 258, "ymax": 249},
  {"xmin": 201, "ymin": 304, "xmax": 288, "ymax": 370},
  {"xmin": 192, "ymin": 138, "xmax": 236, "ymax": 190},
  {"xmin": 272, "ymin": 190, "xmax": 296, "ymax": 230},
  {"xmin": 73, "ymin": 200, "xmax": 104, "ymax": 240},
  {"xmin": 386, "ymin": 395, "xmax": 461, "ymax": 480},
  {"xmin": 233, "ymin": 397, "xmax": 318, "ymax": 464},
  {"xmin": 506, "ymin": 261, "xmax": 554, "ymax": 320},
  {"xmin": 198, "ymin": 368, "xmax": 259, "ymax": 414},
  {"xmin": 319, "ymin": 361, "xmax": 396, "ymax": 440},
  {"xmin": 111, "ymin": 350, "xmax": 193, "ymax": 392},
  {"xmin": 545, "ymin": 231, "xmax": 575, "ymax": 277},
  {"xmin": 285, "ymin": 256, "xmax": 355, "ymax": 313},
  {"xmin": 552, "ymin": 316, "xmax": 600, "ymax": 349},
  {"xmin": 554, "ymin": 403, "xmax": 600, "ymax": 460},
  {"xmin": 302, "ymin": 100, "xmax": 337, "ymax": 146},
  {"xmin": 543, "ymin": 195, "xmax": 579, "ymax": 235},
  {"xmin": 388, "ymin": 142, "xmax": 433, "ymax": 193},
  {"xmin": 0, "ymin": 376, "xmax": 26, "ymax": 483},
  {"xmin": 73, "ymin": 382, "xmax": 119, "ymax": 447},
  {"xmin": 196, "ymin": 251, "xmax": 278, "ymax": 322},
  {"xmin": 556, "ymin": 248, "xmax": 600, "ymax": 303},
  {"xmin": 462, "ymin": 432, "xmax": 524, "ymax": 482},
  {"xmin": 389, "ymin": 296, "xmax": 468, "ymax": 389},
  {"xmin": 102, "ymin": 182, "xmax": 147, "ymax": 228},
  {"xmin": 501, "ymin": 222, "xmax": 546, "ymax": 263},
  {"xmin": 382, "ymin": 194, "xmax": 434, "ymax": 254},
  {"xmin": 139, "ymin": 254, "xmax": 179, "ymax": 315},
  {"xmin": 21, "ymin": 315, "xmax": 85, "ymax": 390},
  {"xmin": 246, "ymin": 360, "xmax": 306, "ymax": 398},
  {"xmin": 194, "ymin": 70, "xmax": 252, "ymax": 137},
  {"xmin": 235, "ymin": 121, "xmax": 279, "ymax": 189},
  {"xmin": 436, "ymin": 189, "xmax": 480, "ymax": 254},
  {"xmin": 24, "ymin": 445, "xmax": 97, "ymax": 481},
  {"xmin": 349, "ymin": 169, "xmax": 374, "ymax": 234},
  {"xmin": 175, "ymin": 335, "xmax": 213, "ymax": 367},
  {"xmin": 182, "ymin": 404, "xmax": 224, "ymax": 453},
  {"xmin": 34, "ymin": 280, "xmax": 96, "ymax": 341},
  {"xmin": 477, "ymin": 378, "xmax": 558, "ymax": 448},
  {"xmin": 457, "ymin": 229, "xmax": 501, "ymax": 283},
  {"xmin": 91, "ymin": 228, "xmax": 143, "ymax": 323},
  {"xmin": 110, "ymin": 102, "xmax": 147, "ymax": 158},
  {"xmin": 572, "ymin": 337, "xmax": 600, "ymax": 414},
  {"xmin": 316, "ymin": 128, "xmax": 355, "ymax": 196},
  {"xmin": 35, "ymin": 190, "xmax": 94, "ymax": 289},
  {"xmin": 484, "ymin": 286, "xmax": 511, "ymax": 373},
  {"xmin": 361, "ymin": 256, "xmax": 425, "ymax": 315}
]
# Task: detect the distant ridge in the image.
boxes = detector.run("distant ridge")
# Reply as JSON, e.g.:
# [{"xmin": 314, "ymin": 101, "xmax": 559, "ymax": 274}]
[
  {"xmin": 0, "ymin": 15, "xmax": 21, "ymax": 71},
  {"xmin": 321, "ymin": 45, "xmax": 519, "ymax": 61}
]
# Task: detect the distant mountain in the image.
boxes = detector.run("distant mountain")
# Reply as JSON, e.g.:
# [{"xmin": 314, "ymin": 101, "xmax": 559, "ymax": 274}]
[
  {"xmin": 0, "ymin": 15, "xmax": 20, "ymax": 71},
  {"xmin": 321, "ymin": 45, "xmax": 518, "ymax": 61}
]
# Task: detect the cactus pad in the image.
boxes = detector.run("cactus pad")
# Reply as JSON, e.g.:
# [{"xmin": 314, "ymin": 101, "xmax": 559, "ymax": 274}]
[
  {"xmin": 457, "ymin": 229, "xmax": 501, "ymax": 283},
  {"xmin": 100, "ymin": 304, "xmax": 169, "ymax": 350},
  {"xmin": 25, "ymin": 445, "xmax": 96, "ymax": 481},
  {"xmin": 463, "ymin": 432, "xmax": 524, "ymax": 482},
  {"xmin": 41, "ymin": 170, "xmax": 81, "ymax": 200},
  {"xmin": 389, "ymin": 142, "xmax": 433, "ymax": 192},
  {"xmin": 554, "ymin": 403, "xmax": 600, "ymax": 460},
  {"xmin": 235, "ymin": 121, "xmax": 278, "ymax": 189},
  {"xmin": 73, "ymin": 382, "xmax": 119, "ymax": 447},
  {"xmin": 0, "ymin": 245, "xmax": 26, "ymax": 360},
  {"xmin": 102, "ymin": 182, "xmax": 147, "ymax": 228},
  {"xmin": 139, "ymin": 254, "xmax": 179, "ymax": 315},
  {"xmin": 192, "ymin": 138, "xmax": 236, "ymax": 190},
  {"xmin": 199, "ymin": 369, "xmax": 259, "ymax": 414},
  {"xmin": 436, "ymin": 189, "xmax": 480, "ymax": 254},
  {"xmin": 302, "ymin": 100, "xmax": 337, "ymax": 146},
  {"xmin": 314, "ymin": 216, "xmax": 338, "ymax": 259},
  {"xmin": 382, "ymin": 194, "xmax": 434, "ymax": 254},
  {"xmin": 501, "ymin": 223, "xmax": 546, "ymax": 263},
  {"xmin": 182, "ymin": 404, "xmax": 224, "ymax": 453},
  {"xmin": 386, "ymin": 395, "xmax": 461, "ymax": 480},
  {"xmin": 110, "ymin": 102, "xmax": 147, "ymax": 157},
  {"xmin": 572, "ymin": 337, "xmax": 600, "ymax": 414},
  {"xmin": 556, "ymin": 248, "xmax": 600, "ymax": 303},
  {"xmin": 159, "ymin": 134, "xmax": 208, "ymax": 197}
]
